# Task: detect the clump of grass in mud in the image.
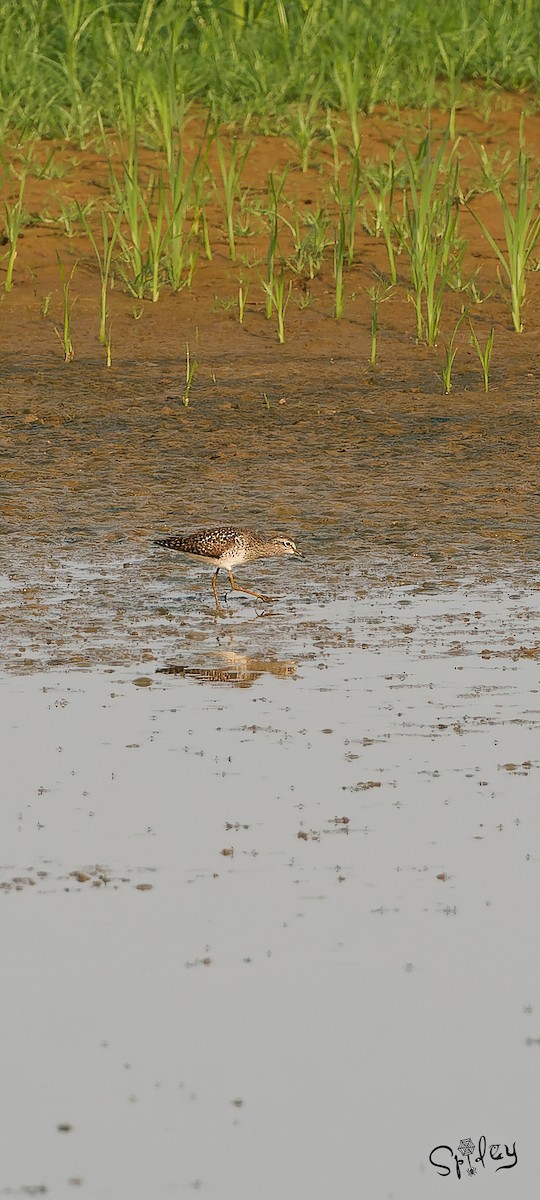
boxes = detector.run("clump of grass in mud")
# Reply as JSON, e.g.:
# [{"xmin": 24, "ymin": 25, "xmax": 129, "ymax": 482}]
[
  {"xmin": 283, "ymin": 204, "xmax": 330, "ymax": 281},
  {"xmin": 330, "ymin": 149, "xmax": 362, "ymax": 280},
  {"xmin": 264, "ymin": 170, "xmax": 287, "ymax": 317},
  {"xmin": 150, "ymin": 78, "xmax": 210, "ymax": 287},
  {"xmin": 438, "ymin": 309, "xmax": 467, "ymax": 394},
  {"xmin": 399, "ymin": 135, "xmax": 464, "ymax": 346},
  {"xmin": 46, "ymin": 197, "xmax": 94, "ymax": 239},
  {"xmin": 469, "ymin": 321, "xmax": 495, "ymax": 391},
  {"xmin": 54, "ymin": 255, "xmax": 76, "ymax": 363},
  {"xmin": 261, "ymin": 266, "xmax": 292, "ymax": 344},
  {"xmin": 286, "ymin": 90, "xmax": 323, "ymax": 173},
  {"xmin": 109, "ymin": 133, "xmax": 146, "ymax": 298},
  {"xmin": 77, "ymin": 202, "xmax": 123, "ymax": 342},
  {"xmin": 216, "ymin": 136, "xmax": 251, "ymax": 263},
  {"xmin": 16, "ymin": 143, "xmax": 69, "ymax": 181},
  {"xmin": 363, "ymin": 154, "xmax": 401, "ymax": 285},
  {"xmin": 106, "ymin": 110, "xmax": 178, "ymax": 303},
  {"xmin": 142, "ymin": 177, "xmax": 169, "ymax": 303},
  {"xmin": 468, "ymin": 124, "xmax": 540, "ymax": 333},
  {"xmin": 112, "ymin": 164, "xmax": 170, "ymax": 303}
]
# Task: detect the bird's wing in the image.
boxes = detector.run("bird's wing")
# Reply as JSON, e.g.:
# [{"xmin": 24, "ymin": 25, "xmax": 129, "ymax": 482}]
[{"xmin": 155, "ymin": 528, "xmax": 242, "ymax": 559}]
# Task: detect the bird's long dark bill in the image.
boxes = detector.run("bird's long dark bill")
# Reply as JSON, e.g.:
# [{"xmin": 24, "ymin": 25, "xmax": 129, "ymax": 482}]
[{"xmin": 294, "ymin": 550, "xmax": 305, "ymax": 559}]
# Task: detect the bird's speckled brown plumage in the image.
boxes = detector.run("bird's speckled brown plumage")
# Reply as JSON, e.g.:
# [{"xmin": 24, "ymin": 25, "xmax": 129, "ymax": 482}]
[{"xmin": 155, "ymin": 527, "xmax": 253, "ymax": 563}]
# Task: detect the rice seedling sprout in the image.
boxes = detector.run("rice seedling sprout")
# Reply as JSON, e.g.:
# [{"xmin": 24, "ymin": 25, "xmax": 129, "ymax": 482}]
[
  {"xmin": 261, "ymin": 266, "xmax": 292, "ymax": 343},
  {"xmin": 469, "ymin": 322, "xmax": 495, "ymax": 391},
  {"xmin": 55, "ymin": 255, "xmax": 77, "ymax": 362}
]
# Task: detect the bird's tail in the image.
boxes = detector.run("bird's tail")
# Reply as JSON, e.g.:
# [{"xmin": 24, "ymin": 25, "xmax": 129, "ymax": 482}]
[{"xmin": 154, "ymin": 537, "xmax": 184, "ymax": 550}]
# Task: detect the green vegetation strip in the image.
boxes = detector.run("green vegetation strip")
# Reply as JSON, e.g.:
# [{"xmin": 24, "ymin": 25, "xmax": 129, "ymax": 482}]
[{"xmin": 1, "ymin": 0, "xmax": 540, "ymax": 141}]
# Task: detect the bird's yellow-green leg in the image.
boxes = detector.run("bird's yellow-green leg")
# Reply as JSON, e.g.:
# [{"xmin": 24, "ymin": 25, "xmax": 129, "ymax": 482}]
[
  {"xmin": 227, "ymin": 569, "xmax": 274, "ymax": 603},
  {"xmin": 212, "ymin": 568, "xmax": 226, "ymax": 614}
]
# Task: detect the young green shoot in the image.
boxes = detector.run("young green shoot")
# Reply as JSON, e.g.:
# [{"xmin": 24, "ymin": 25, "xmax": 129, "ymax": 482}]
[
  {"xmin": 183, "ymin": 341, "xmax": 198, "ymax": 407},
  {"xmin": 367, "ymin": 282, "xmax": 393, "ymax": 367},
  {"xmin": 345, "ymin": 149, "xmax": 362, "ymax": 265},
  {"xmin": 55, "ymin": 256, "xmax": 77, "ymax": 363},
  {"xmin": 325, "ymin": 111, "xmax": 342, "ymax": 184},
  {"xmin": 261, "ymin": 266, "xmax": 292, "ymax": 343},
  {"xmin": 192, "ymin": 175, "xmax": 213, "ymax": 261},
  {"xmin": 55, "ymin": 197, "xmax": 94, "ymax": 238},
  {"xmin": 469, "ymin": 322, "xmax": 495, "ymax": 391},
  {"xmin": 287, "ymin": 88, "xmax": 322, "ymax": 172},
  {"xmin": 364, "ymin": 154, "xmax": 398, "ymax": 284},
  {"xmin": 439, "ymin": 309, "xmax": 467, "ymax": 395},
  {"xmin": 440, "ymin": 341, "xmax": 457, "ymax": 395},
  {"xmin": 3, "ymin": 172, "xmax": 27, "ymax": 291},
  {"xmin": 333, "ymin": 209, "xmax": 346, "ymax": 319},
  {"xmin": 370, "ymin": 291, "xmax": 378, "ymax": 367},
  {"xmin": 238, "ymin": 279, "xmax": 248, "ymax": 324}
]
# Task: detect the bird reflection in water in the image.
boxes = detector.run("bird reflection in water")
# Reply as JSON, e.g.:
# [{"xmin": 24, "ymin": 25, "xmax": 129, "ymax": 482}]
[{"xmin": 156, "ymin": 649, "xmax": 297, "ymax": 688}]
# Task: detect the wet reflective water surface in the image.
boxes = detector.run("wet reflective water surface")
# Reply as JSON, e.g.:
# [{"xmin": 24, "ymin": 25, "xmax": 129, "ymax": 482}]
[{"xmin": 2, "ymin": 373, "xmax": 540, "ymax": 1198}]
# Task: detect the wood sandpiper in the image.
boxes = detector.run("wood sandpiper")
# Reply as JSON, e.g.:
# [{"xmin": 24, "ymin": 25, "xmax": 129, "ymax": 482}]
[{"xmin": 155, "ymin": 526, "xmax": 304, "ymax": 612}]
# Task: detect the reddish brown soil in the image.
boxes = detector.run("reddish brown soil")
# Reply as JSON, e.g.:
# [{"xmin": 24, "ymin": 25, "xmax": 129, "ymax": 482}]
[{"xmin": 2, "ymin": 98, "xmax": 540, "ymax": 376}]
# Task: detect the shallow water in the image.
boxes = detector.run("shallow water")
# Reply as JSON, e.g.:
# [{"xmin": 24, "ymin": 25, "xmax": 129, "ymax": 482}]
[{"xmin": 2, "ymin": 569, "xmax": 539, "ymax": 1198}]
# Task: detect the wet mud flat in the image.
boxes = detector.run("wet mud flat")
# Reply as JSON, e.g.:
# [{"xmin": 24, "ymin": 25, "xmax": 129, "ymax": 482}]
[{"xmin": 2, "ymin": 354, "xmax": 540, "ymax": 668}]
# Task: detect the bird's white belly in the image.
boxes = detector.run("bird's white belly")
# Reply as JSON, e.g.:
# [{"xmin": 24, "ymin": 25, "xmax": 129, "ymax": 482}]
[{"xmin": 183, "ymin": 549, "xmax": 247, "ymax": 567}]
